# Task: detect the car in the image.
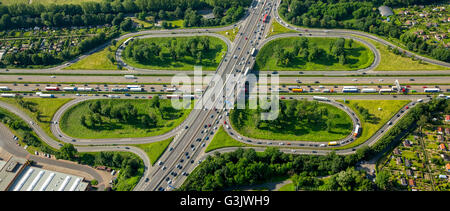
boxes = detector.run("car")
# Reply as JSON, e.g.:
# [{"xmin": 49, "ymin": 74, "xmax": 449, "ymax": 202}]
[
  {"xmin": 190, "ymin": 160, "xmax": 195, "ymax": 164},
  {"xmin": 162, "ymin": 166, "xmax": 167, "ymax": 170},
  {"xmin": 169, "ymin": 147, "xmax": 174, "ymax": 151},
  {"xmin": 158, "ymin": 161, "xmax": 163, "ymax": 165},
  {"xmin": 180, "ymin": 159, "xmax": 184, "ymax": 163},
  {"xmin": 145, "ymin": 178, "xmax": 149, "ymax": 182}
]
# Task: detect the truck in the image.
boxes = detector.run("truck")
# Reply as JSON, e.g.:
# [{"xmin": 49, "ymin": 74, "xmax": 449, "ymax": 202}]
[
  {"xmin": 39, "ymin": 94, "xmax": 54, "ymax": 98},
  {"xmin": 124, "ymin": 75, "xmax": 136, "ymax": 79},
  {"xmin": 379, "ymin": 88, "xmax": 393, "ymax": 94},
  {"xmin": 166, "ymin": 95, "xmax": 180, "ymax": 99},
  {"xmin": 77, "ymin": 87, "xmax": 93, "ymax": 91},
  {"xmin": 342, "ymin": 86, "xmax": 359, "ymax": 93},
  {"xmin": 361, "ymin": 88, "xmax": 377, "ymax": 93},
  {"xmin": 292, "ymin": 88, "xmax": 303, "ymax": 93},
  {"xmin": 129, "ymin": 87, "xmax": 144, "ymax": 92},
  {"xmin": 63, "ymin": 87, "xmax": 77, "ymax": 91},
  {"xmin": 424, "ymin": 88, "xmax": 440, "ymax": 93},
  {"xmin": 126, "ymin": 85, "xmax": 140, "ymax": 89},
  {"xmin": 251, "ymin": 48, "xmax": 257, "ymax": 56},
  {"xmin": 328, "ymin": 141, "xmax": 338, "ymax": 146},
  {"xmin": 353, "ymin": 124, "xmax": 360, "ymax": 137},
  {"xmin": 166, "ymin": 88, "xmax": 177, "ymax": 92},
  {"xmin": 1, "ymin": 93, "xmax": 17, "ymax": 98},
  {"xmin": 0, "ymin": 86, "xmax": 11, "ymax": 91},
  {"xmin": 45, "ymin": 87, "xmax": 60, "ymax": 91},
  {"xmin": 243, "ymin": 67, "xmax": 250, "ymax": 75},
  {"xmin": 313, "ymin": 96, "xmax": 329, "ymax": 101}
]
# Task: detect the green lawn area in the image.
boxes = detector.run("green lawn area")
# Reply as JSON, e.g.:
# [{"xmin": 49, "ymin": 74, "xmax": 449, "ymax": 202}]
[
  {"xmin": 131, "ymin": 17, "xmax": 154, "ymax": 28},
  {"xmin": 65, "ymin": 37, "xmax": 129, "ymax": 70},
  {"xmin": 122, "ymin": 36, "xmax": 227, "ymax": 71},
  {"xmin": 255, "ymin": 37, "xmax": 374, "ymax": 71},
  {"xmin": 266, "ymin": 21, "xmax": 297, "ymax": 38},
  {"xmin": 216, "ymin": 27, "xmax": 239, "ymax": 42},
  {"xmin": 166, "ymin": 19, "xmax": 184, "ymax": 29},
  {"xmin": 60, "ymin": 99, "xmax": 191, "ymax": 139},
  {"xmin": 278, "ymin": 182, "xmax": 295, "ymax": 191},
  {"xmin": 0, "ymin": 97, "xmax": 72, "ymax": 141},
  {"xmin": 131, "ymin": 137, "xmax": 173, "ymax": 166},
  {"xmin": 356, "ymin": 36, "xmax": 450, "ymax": 71},
  {"xmin": 335, "ymin": 100, "xmax": 410, "ymax": 149},
  {"xmin": 205, "ymin": 126, "xmax": 250, "ymax": 153},
  {"xmin": 230, "ymin": 101, "xmax": 353, "ymax": 142}
]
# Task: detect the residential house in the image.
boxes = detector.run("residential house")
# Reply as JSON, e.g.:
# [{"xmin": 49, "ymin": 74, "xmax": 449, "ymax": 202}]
[
  {"xmin": 445, "ymin": 115, "xmax": 450, "ymax": 123},
  {"xmin": 437, "ymin": 127, "xmax": 443, "ymax": 134},
  {"xmin": 446, "ymin": 163, "xmax": 450, "ymax": 172},
  {"xmin": 400, "ymin": 178, "xmax": 407, "ymax": 186},
  {"xmin": 396, "ymin": 157, "xmax": 403, "ymax": 165},
  {"xmin": 406, "ymin": 169, "xmax": 414, "ymax": 177},
  {"xmin": 393, "ymin": 148, "xmax": 401, "ymax": 155},
  {"xmin": 405, "ymin": 159, "xmax": 412, "ymax": 167},
  {"xmin": 439, "ymin": 143, "xmax": 447, "ymax": 151},
  {"xmin": 403, "ymin": 140, "xmax": 412, "ymax": 147},
  {"xmin": 408, "ymin": 179, "xmax": 416, "ymax": 187},
  {"xmin": 437, "ymin": 135, "xmax": 443, "ymax": 142}
]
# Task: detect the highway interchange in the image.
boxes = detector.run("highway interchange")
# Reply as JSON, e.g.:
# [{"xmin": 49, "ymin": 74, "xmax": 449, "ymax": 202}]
[{"xmin": 0, "ymin": 0, "xmax": 449, "ymax": 191}]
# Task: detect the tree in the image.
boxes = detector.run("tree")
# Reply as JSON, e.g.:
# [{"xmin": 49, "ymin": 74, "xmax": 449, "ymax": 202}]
[
  {"xmin": 59, "ymin": 143, "xmax": 77, "ymax": 160},
  {"xmin": 375, "ymin": 170, "xmax": 391, "ymax": 190}
]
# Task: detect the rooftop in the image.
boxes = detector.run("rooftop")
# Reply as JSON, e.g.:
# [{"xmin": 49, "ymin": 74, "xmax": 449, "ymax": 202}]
[
  {"xmin": 379, "ymin": 6, "xmax": 394, "ymax": 17},
  {"xmin": 8, "ymin": 166, "xmax": 88, "ymax": 191}
]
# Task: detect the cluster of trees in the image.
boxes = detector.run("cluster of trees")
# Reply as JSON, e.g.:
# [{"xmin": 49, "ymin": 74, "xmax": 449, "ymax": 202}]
[
  {"xmin": 0, "ymin": 0, "xmax": 251, "ymax": 31},
  {"xmin": 279, "ymin": 0, "xmax": 450, "ymax": 62},
  {"xmin": 231, "ymin": 99, "xmax": 349, "ymax": 134},
  {"xmin": 80, "ymin": 97, "xmax": 181, "ymax": 130},
  {"xmin": 78, "ymin": 151, "xmax": 142, "ymax": 181},
  {"xmin": 353, "ymin": 103, "xmax": 379, "ymax": 124},
  {"xmin": 273, "ymin": 37, "xmax": 353, "ymax": 66},
  {"xmin": 179, "ymin": 147, "xmax": 370, "ymax": 191},
  {"xmin": 291, "ymin": 167, "xmax": 374, "ymax": 191},
  {"xmin": 124, "ymin": 36, "xmax": 215, "ymax": 64},
  {"xmin": 81, "ymin": 100, "xmax": 158, "ymax": 129},
  {"xmin": 1, "ymin": 30, "xmax": 120, "ymax": 67}
]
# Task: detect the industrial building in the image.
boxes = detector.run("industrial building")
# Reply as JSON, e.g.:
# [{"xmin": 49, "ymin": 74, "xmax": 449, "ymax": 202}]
[{"xmin": 0, "ymin": 157, "xmax": 88, "ymax": 191}]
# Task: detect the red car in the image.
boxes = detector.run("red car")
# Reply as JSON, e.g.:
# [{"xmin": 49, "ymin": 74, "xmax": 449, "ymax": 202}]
[
  {"xmin": 280, "ymin": 96, "xmax": 285, "ymax": 99},
  {"xmin": 224, "ymin": 121, "xmax": 227, "ymax": 124},
  {"xmin": 422, "ymin": 86, "xmax": 427, "ymax": 88},
  {"xmin": 405, "ymin": 106, "xmax": 409, "ymax": 109}
]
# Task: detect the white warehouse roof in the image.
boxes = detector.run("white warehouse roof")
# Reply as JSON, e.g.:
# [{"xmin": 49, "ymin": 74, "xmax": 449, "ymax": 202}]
[{"xmin": 8, "ymin": 166, "xmax": 88, "ymax": 191}]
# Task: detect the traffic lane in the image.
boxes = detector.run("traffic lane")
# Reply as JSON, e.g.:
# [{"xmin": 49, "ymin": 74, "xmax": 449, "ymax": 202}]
[
  {"xmin": 146, "ymin": 0, "xmax": 269, "ymax": 190},
  {"xmin": 274, "ymin": 76, "xmax": 450, "ymax": 85},
  {"xmin": 0, "ymin": 75, "xmax": 181, "ymax": 83}
]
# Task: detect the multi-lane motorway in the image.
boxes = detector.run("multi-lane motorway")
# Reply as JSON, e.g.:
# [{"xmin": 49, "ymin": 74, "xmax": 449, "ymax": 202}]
[{"xmin": 0, "ymin": 0, "xmax": 449, "ymax": 191}]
